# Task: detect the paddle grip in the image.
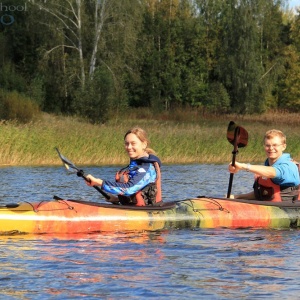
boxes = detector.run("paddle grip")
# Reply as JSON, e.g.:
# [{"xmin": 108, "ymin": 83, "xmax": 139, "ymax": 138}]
[
  {"xmin": 231, "ymin": 150, "xmax": 238, "ymax": 167},
  {"xmin": 77, "ymin": 170, "xmax": 91, "ymax": 182},
  {"xmin": 77, "ymin": 170, "xmax": 110, "ymax": 200}
]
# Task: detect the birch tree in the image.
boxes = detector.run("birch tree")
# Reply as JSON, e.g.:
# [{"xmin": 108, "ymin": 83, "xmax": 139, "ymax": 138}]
[
  {"xmin": 28, "ymin": 0, "xmax": 144, "ymax": 121},
  {"xmin": 29, "ymin": 0, "xmax": 109, "ymax": 87}
]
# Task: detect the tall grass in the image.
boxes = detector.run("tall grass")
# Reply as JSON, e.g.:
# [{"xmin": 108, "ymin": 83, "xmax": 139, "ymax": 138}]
[{"xmin": 0, "ymin": 110, "xmax": 300, "ymax": 166}]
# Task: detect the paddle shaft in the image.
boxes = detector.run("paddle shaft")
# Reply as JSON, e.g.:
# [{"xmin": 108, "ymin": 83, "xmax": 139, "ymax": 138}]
[
  {"xmin": 77, "ymin": 171, "xmax": 111, "ymax": 200},
  {"xmin": 227, "ymin": 126, "xmax": 240, "ymax": 198}
]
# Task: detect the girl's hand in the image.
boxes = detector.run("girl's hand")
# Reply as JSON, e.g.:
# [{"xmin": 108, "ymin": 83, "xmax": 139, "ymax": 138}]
[{"xmin": 85, "ymin": 174, "xmax": 103, "ymax": 186}]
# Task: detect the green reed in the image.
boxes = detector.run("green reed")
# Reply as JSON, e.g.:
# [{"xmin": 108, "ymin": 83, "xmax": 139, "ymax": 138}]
[{"xmin": 0, "ymin": 111, "xmax": 300, "ymax": 166}]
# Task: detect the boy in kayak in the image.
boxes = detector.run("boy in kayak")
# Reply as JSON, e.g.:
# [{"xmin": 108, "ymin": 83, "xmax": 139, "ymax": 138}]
[
  {"xmin": 85, "ymin": 127, "xmax": 162, "ymax": 206},
  {"xmin": 228, "ymin": 129, "xmax": 300, "ymax": 202}
]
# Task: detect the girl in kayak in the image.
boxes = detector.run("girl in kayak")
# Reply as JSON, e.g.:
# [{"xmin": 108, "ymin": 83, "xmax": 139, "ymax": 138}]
[
  {"xmin": 228, "ymin": 129, "xmax": 300, "ymax": 202},
  {"xmin": 85, "ymin": 127, "xmax": 162, "ymax": 206}
]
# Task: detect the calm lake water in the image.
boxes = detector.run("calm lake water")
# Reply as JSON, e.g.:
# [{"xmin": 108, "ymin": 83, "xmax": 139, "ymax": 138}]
[{"xmin": 1, "ymin": 164, "xmax": 300, "ymax": 299}]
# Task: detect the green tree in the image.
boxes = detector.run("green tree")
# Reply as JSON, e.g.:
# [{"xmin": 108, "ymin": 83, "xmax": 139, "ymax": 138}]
[
  {"xmin": 29, "ymin": 0, "xmax": 144, "ymax": 121},
  {"xmin": 277, "ymin": 10, "xmax": 300, "ymax": 111},
  {"xmin": 258, "ymin": 0, "xmax": 288, "ymax": 110},
  {"xmin": 214, "ymin": 0, "xmax": 289, "ymax": 113},
  {"xmin": 215, "ymin": 0, "xmax": 264, "ymax": 113},
  {"xmin": 133, "ymin": 0, "xmax": 208, "ymax": 111},
  {"xmin": 1, "ymin": 0, "xmax": 298, "ymax": 119},
  {"xmin": 0, "ymin": 0, "xmax": 47, "ymax": 111}
]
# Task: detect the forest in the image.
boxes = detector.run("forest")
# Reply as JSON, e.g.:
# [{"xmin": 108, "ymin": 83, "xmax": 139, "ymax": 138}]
[{"xmin": 0, "ymin": 0, "xmax": 299, "ymax": 124}]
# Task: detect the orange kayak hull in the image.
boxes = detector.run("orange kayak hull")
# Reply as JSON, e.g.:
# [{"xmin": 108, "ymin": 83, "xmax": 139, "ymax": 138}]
[{"xmin": 0, "ymin": 197, "xmax": 299, "ymax": 234}]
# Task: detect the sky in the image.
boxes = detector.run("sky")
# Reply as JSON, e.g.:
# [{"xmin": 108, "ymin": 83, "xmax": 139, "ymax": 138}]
[{"xmin": 289, "ymin": 0, "xmax": 299, "ymax": 9}]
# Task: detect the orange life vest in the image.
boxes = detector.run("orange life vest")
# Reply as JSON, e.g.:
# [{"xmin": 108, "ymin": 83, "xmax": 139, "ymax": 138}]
[
  {"xmin": 254, "ymin": 176, "xmax": 300, "ymax": 202},
  {"xmin": 115, "ymin": 162, "xmax": 162, "ymax": 206}
]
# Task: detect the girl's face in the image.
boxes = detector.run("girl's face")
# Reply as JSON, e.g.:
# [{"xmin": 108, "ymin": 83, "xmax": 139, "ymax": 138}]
[
  {"xmin": 124, "ymin": 133, "xmax": 147, "ymax": 159},
  {"xmin": 264, "ymin": 136, "xmax": 286, "ymax": 163}
]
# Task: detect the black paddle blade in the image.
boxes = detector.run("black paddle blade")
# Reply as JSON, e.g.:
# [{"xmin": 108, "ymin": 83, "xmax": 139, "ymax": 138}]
[
  {"xmin": 226, "ymin": 121, "xmax": 249, "ymax": 198},
  {"xmin": 227, "ymin": 121, "xmax": 248, "ymax": 148},
  {"xmin": 55, "ymin": 148, "xmax": 111, "ymax": 200},
  {"xmin": 55, "ymin": 147, "xmax": 79, "ymax": 172}
]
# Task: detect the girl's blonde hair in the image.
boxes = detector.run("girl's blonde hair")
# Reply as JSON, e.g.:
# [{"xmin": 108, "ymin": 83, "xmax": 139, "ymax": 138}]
[{"xmin": 124, "ymin": 127, "xmax": 156, "ymax": 154}]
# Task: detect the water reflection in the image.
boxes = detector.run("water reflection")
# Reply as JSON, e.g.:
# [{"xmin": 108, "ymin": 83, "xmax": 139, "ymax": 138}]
[
  {"xmin": 0, "ymin": 230, "xmax": 168, "ymax": 298},
  {"xmin": 0, "ymin": 227, "xmax": 299, "ymax": 299},
  {"xmin": 156, "ymin": 229, "xmax": 300, "ymax": 298}
]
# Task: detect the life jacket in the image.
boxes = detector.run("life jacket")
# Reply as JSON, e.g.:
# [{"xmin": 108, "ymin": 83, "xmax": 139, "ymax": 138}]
[
  {"xmin": 254, "ymin": 160, "xmax": 300, "ymax": 202},
  {"xmin": 115, "ymin": 162, "xmax": 162, "ymax": 206}
]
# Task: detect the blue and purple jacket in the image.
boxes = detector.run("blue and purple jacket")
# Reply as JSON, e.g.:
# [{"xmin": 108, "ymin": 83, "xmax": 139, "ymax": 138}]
[{"xmin": 101, "ymin": 154, "xmax": 161, "ymax": 197}]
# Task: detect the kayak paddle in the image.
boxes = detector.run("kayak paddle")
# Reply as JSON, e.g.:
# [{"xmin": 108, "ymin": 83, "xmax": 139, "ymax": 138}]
[
  {"xmin": 55, "ymin": 147, "xmax": 111, "ymax": 200},
  {"xmin": 226, "ymin": 121, "xmax": 248, "ymax": 198}
]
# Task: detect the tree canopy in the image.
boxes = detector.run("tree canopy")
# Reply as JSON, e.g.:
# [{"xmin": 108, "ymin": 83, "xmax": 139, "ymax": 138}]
[{"xmin": 0, "ymin": 0, "xmax": 299, "ymax": 123}]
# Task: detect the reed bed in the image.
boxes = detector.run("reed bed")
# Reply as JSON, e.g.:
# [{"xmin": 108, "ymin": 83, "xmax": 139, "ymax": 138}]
[{"xmin": 0, "ymin": 110, "xmax": 299, "ymax": 166}]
